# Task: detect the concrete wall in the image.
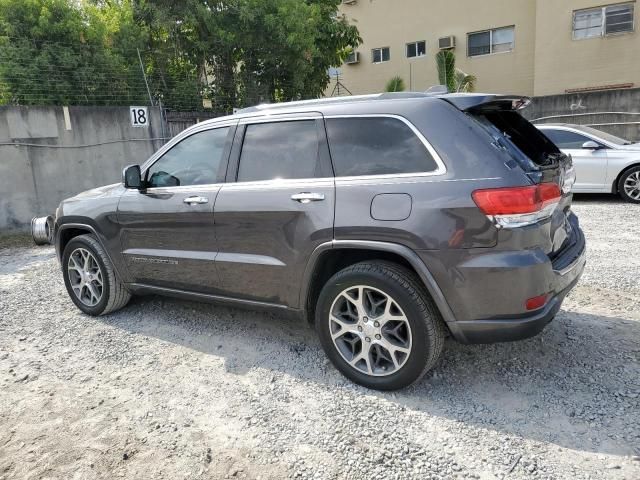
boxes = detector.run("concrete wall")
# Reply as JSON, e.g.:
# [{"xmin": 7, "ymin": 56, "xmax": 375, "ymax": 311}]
[
  {"xmin": 333, "ymin": 0, "xmax": 640, "ymax": 97},
  {"xmin": 523, "ymin": 87, "xmax": 640, "ymax": 141},
  {"xmin": 0, "ymin": 106, "xmax": 165, "ymax": 231}
]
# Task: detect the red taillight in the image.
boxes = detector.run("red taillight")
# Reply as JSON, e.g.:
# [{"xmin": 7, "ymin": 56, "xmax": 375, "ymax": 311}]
[
  {"xmin": 472, "ymin": 183, "xmax": 561, "ymax": 216},
  {"xmin": 525, "ymin": 294, "xmax": 549, "ymax": 311}
]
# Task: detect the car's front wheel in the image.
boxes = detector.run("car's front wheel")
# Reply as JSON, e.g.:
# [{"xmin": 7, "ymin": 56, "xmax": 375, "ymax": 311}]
[
  {"xmin": 62, "ymin": 234, "xmax": 131, "ymax": 316},
  {"xmin": 618, "ymin": 165, "xmax": 640, "ymax": 203},
  {"xmin": 315, "ymin": 261, "xmax": 445, "ymax": 390}
]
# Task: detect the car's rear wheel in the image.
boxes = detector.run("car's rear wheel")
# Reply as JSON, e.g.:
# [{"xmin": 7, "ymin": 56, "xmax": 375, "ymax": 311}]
[
  {"xmin": 62, "ymin": 234, "xmax": 131, "ymax": 316},
  {"xmin": 618, "ymin": 165, "xmax": 640, "ymax": 203},
  {"xmin": 315, "ymin": 261, "xmax": 445, "ymax": 390}
]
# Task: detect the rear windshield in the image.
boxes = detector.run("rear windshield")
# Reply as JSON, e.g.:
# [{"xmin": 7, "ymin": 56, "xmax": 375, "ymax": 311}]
[{"xmin": 471, "ymin": 110, "xmax": 562, "ymax": 169}]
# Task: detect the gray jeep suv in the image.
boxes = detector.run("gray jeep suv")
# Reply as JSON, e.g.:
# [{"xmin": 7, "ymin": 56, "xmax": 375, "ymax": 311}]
[{"xmin": 55, "ymin": 92, "xmax": 586, "ymax": 390}]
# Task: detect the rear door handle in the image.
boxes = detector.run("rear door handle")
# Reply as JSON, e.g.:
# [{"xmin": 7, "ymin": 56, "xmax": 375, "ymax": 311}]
[
  {"xmin": 291, "ymin": 192, "xmax": 325, "ymax": 204},
  {"xmin": 183, "ymin": 195, "xmax": 209, "ymax": 205}
]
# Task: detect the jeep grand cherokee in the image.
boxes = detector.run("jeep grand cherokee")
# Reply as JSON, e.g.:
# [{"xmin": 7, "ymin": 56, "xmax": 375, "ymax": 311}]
[{"xmin": 55, "ymin": 92, "xmax": 586, "ymax": 390}]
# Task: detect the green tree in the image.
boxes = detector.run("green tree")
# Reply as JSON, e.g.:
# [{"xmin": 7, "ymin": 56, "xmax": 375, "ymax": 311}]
[
  {"xmin": 0, "ymin": 0, "xmax": 147, "ymax": 105},
  {"xmin": 137, "ymin": 0, "xmax": 361, "ymax": 112},
  {"xmin": 0, "ymin": 0, "xmax": 360, "ymax": 110},
  {"xmin": 385, "ymin": 75, "xmax": 405, "ymax": 92},
  {"xmin": 435, "ymin": 50, "xmax": 456, "ymax": 93},
  {"xmin": 435, "ymin": 49, "xmax": 476, "ymax": 93},
  {"xmin": 454, "ymin": 69, "xmax": 476, "ymax": 93}
]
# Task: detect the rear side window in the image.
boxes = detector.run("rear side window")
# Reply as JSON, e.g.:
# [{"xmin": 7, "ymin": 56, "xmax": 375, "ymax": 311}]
[
  {"xmin": 541, "ymin": 129, "xmax": 592, "ymax": 149},
  {"xmin": 325, "ymin": 117, "xmax": 438, "ymax": 177},
  {"xmin": 237, "ymin": 120, "xmax": 321, "ymax": 182}
]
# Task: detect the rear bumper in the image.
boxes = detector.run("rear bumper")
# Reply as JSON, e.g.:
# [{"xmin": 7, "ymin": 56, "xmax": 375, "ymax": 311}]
[
  {"xmin": 447, "ymin": 253, "xmax": 584, "ymax": 343},
  {"xmin": 443, "ymin": 217, "xmax": 587, "ymax": 344}
]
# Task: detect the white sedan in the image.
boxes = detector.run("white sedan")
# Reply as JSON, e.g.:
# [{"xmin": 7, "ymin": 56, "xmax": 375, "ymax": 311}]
[{"xmin": 537, "ymin": 124, "xmax": 640, "ymax": 203}]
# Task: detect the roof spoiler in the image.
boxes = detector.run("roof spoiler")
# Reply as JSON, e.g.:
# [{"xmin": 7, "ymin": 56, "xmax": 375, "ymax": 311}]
[{"xmin": 442, "ymin": 94, "xmax": 531, "ymax": 112}]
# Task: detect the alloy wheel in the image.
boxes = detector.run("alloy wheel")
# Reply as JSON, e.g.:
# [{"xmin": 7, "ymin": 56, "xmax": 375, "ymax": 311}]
[
  {"xmin": 623, "ymin": 171, "xmax": 640, "ymax": 200},
  {"xmin": 67, "ymin": 248, "xmax": 104, "ymax": 307},
  {"xmin": 329, "ymin": 285, "xmax": 412, "ymax": 376}
]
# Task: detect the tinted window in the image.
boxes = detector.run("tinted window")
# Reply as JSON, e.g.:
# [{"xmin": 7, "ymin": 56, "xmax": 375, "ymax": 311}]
[
  {"xmin": 468, "ymin": 31, "xmax": 490, "ymax": 56},
  {"xmin": 237, "ymin": 121, "xmax": 321, "ymax": 182},
  {"xmin": 472, "ymin": 111, "xmax": 560, "ymax": 169},
  {"xmin": 147, "ymin": 127, "xmax": 229, "ymax": 187},
  {"xmin": 372, "ymin": 47, "xmax": 390, "ymax": 63},
  {"xmin": 542, "ymin": 129, "xmax": 593, "ymax": 149},
  {"xmin": 468, "ymin": 27, "xmax": 514, "ymax": 56},
  {"xmin": 406, "ymin": 41, "xmax": 426, "ymax": 58},
  {"xmin": 605, "ymin": 4, "xmax": 634, "ymax": 35},
  {"xmin": 326, "ymin": 117, "xmax": 438, "ymax": 177}
]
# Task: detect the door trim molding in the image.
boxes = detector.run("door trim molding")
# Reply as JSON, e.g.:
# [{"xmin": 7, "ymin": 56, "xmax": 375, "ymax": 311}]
[{"xmin": 127, "ymin": 283, "xmax": 295, "ymax": 312}]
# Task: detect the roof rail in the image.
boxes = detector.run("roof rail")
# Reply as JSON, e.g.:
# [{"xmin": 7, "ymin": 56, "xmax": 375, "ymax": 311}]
[{"xmin": 235, "ymin": 92, "xmax": 434, "ymax": 114}]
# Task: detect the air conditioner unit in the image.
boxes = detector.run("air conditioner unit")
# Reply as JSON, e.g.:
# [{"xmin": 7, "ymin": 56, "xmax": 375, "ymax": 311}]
[
  {"xmin": 344, "ymin": 51, "xmax": 360, "ymax": 64},
  {"xmin": 438, "ymin": 36, "xmax": 456, "ymax": 50},
  {"xmin": 342, "ymin": 0, "xmax": 357, "ymax": 4}
]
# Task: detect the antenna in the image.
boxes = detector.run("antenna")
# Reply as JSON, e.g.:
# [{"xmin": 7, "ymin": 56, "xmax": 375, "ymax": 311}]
[{"xmin": 328, "ymin": 67, "xmax": 352, "ymax": 97}]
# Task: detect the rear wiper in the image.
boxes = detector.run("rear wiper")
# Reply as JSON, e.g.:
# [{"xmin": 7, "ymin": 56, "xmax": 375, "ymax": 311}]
[{"xmin": 539, "ymin": 152, "xmax": 564, "ymax": 167}]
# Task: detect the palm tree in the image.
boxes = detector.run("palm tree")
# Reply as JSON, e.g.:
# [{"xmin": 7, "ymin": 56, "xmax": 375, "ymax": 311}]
[
  {"xmin": 436, "ymin": 50, "xmax": 456, "ymax": 92},
  {"xmin": 454, "ymin": 70, "xmax": 477, "ymax": 93},
  {"xmin": 385, "ymin": 76, "xmax": 406, "ymax": 92},
  {"xmin": 435, "ymin": 50, "xmax": 476, "ymax": 93}
]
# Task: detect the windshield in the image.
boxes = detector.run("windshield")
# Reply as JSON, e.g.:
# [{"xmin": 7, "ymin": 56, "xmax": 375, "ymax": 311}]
[{"xmin": 570, "ymin": 125, "xmax": 633, "ymax": 145}]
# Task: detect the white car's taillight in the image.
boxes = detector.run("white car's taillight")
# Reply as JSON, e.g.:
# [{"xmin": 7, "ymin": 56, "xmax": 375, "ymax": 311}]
[{"xmin": 472, "ymin": 183, "xmax": 562, "ymax": 228}]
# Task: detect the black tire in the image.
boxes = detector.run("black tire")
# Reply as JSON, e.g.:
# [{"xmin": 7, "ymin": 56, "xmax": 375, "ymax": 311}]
[
  {"xmin": 617, "ymin": 165, "xmax": 640, "ymax": 203},
  {"xmin": 315, "ymin": 261, "xmax": 446, "ymax": 390},
  {"xmin": 62, "ymin": 234, "xmax": 131, "ymax": 316}
]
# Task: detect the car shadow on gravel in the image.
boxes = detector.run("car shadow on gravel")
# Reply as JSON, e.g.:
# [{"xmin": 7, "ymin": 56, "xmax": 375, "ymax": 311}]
[
  {"xmin": 99, "ymin": 295, "xmax": 640, "ymax": 457},
  {"xmin": 572, "ymin": 193, "xmax": 625, "ymax": 204}
]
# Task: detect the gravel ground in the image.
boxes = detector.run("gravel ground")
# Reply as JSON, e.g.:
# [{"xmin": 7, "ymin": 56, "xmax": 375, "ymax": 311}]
[{"xmin": 1, "ymin": 194, "xmax": 639, "ymax": 480}]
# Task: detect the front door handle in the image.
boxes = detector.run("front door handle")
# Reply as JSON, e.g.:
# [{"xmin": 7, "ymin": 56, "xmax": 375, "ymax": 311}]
[
  {"xmin": 291, "ymin": 192, "xmax": 325, "ymax": 204},
  {"xmin": 183, "ymin": 195, "xmax": 209, "ymax": 205}
]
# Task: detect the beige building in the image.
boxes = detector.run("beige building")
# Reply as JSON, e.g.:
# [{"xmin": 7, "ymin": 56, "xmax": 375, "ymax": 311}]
[{"xmin": 332, "ymin": 0, "xmax": 639, "ymax": 97}]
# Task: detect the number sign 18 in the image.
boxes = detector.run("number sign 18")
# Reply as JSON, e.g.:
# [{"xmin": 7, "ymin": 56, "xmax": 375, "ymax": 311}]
[{"xmin": 130, "ymin": 107, "xmax": 149, "ymax": 127}]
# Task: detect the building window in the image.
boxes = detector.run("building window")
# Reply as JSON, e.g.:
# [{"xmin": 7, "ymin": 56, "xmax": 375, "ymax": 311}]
[
  {"xmin": 467, "ymin": 26, "xmax": 514, "ymax": 57},
  {"xmin": 406, "ymin": 41, "xmax": 426, "ymax": 58},
  {"xmin": 372, "ymin": 47, "xmax": 390, "ymax": 63},
  {"xmin": 573, "ymin": 3, "xmax": 634, "ymax": 39}
]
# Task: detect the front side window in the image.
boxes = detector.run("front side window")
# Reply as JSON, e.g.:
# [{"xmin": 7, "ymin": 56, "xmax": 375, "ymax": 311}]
[
  {"xmin": 573, "ymin": 3, "xmax": 634, "ymax": 39},
  {"xmin": 406, "ymin": 41, "xmax": 426, "ymax": 58},
  {"xmin": 468, "ymin": 26, "xmax": 514, "ymax": 56},
  {"xmin": 541, "ymin": 129, "xmax": 597, "ymax": 149},
  {"xmin": 372, "ymin": 47, "xmax": 391, "ymax": 63},
  {"xmin": 237, "ymin": 120, "xmax": 321, "ymax": 182},
  {"xmin": 326, "ymin": 117, "xmax": 438, "ymax": 177},
  {"xmin": 146, "ymin": 127, "xmax": 230, "ymax": 188}
]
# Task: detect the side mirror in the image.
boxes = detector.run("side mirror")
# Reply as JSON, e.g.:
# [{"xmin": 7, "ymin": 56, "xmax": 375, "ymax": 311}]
[
  {"xmin": 582, "ymin": 140, "xmax": 601, "ymax": 150},
  {"xmin": 123, "ymin": 164, "xmax": 142, "ymax": 189}
]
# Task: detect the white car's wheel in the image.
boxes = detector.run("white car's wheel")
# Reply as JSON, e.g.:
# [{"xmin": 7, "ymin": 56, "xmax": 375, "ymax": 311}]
[{"xmin": 618, "ymin": 166, "xmax": 640, "ymax": 203}]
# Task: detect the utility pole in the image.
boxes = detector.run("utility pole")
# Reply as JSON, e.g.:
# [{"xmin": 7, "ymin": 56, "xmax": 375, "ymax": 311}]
[{"xmin": 137, "ymin": 48, "xmax": 154, "ymax": 106}]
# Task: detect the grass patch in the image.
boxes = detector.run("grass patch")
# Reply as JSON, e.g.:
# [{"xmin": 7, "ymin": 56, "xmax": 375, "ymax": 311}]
[{"xmin": 0, "ymin": 231, "xmax": 33, "ymax": 249}]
